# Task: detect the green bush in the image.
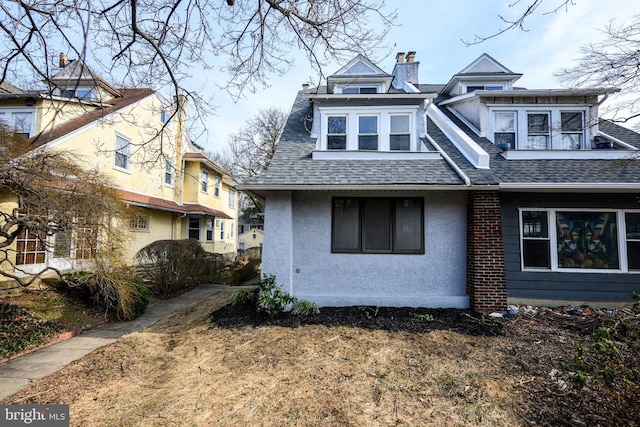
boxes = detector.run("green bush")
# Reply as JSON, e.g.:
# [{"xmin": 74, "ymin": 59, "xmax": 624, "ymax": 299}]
[
  {"xmin": 292, "ymin": 300, "xmax": 320, "ymax": 316},
  {"xmin": 256, "ymin": 274, "xmax": 297, "ymax": 317}
]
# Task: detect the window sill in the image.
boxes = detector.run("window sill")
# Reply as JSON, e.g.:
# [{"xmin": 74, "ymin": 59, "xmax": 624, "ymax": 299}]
[
  {"xmin": 113, "ymin": 165, "xmax": 132, "ymax": 174},
  {"xmin": 501, "ymin": 149, "xmax": 636, "ymax": 160},
  {"xmin": 312, "ymin": 150, "xmax": 440, "ymax": 160}
]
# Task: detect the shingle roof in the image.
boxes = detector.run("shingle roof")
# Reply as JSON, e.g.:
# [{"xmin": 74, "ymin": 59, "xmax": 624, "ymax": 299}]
[
  {"xmin": 28, "ymin": 88, "xmax": 155, "ymax": 149},
  {"xmin": 241, "ymin": 89, "xmax": 464, "ymax": 191}
]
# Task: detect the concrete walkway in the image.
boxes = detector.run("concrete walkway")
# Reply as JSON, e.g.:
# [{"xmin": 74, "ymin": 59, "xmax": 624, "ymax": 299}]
[{"xmin": 0, "ymin": 283, "xmax": 239, "ymax": 401}]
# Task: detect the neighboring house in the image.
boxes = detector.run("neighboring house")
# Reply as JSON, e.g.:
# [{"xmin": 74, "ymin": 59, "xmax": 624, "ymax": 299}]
[
  {"xmin": 239, "ymin": 52, "xmax": 640, "ymax": 312},
  {"xmin": 0, "ymin": 53, "xmax": 237, "ymax": 281},
  {"xmin": 237, "ymin": 212, "xmax": 264, "ymax": 251}
]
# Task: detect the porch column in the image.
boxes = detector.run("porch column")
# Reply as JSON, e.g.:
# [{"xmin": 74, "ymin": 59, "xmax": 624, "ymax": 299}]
[{"xmin": 466, "ymin": 191, "xmax": 507, "ymax": 313}]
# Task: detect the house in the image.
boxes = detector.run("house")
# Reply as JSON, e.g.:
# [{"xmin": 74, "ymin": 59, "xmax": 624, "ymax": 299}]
[
  {"xmin": 239, "ymin": 52, "xmax": 640, "ymax": 312},
  {"xmin": 237, "ymin": 212, "xmax": 264, "ymax": 251},
  {"xmin": 0, "ymin": 53, "xmax": 238, "ymax": 283}
]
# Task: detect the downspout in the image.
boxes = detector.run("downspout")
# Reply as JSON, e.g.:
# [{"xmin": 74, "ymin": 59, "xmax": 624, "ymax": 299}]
[{"xmin": 424, "ymin": 134, "xmax": 471, "ymax": 186}]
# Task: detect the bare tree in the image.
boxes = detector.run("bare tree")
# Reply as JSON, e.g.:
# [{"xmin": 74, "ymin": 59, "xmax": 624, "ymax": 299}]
[
  {"xmin": 556, "ymin": 16, "xmax": 640, "ymax": 128},
  {"xmin": 462, "ymin": 0, "xmax": 576, "ymax": 45},
  {"xmin": 0, "ymin": 1, "xmax": 396, "ymax": 117},
  {"xmin": 0, "ymin": 123, "xmax": 133, "ymax": 287},
  {"xmin": 213, "ymin": 107, "xmax": 287, "ymax": 212}
]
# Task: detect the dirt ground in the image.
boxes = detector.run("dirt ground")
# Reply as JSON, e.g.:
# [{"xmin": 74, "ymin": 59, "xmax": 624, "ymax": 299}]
[{"xmin": 3, "ymin": 290, "xmax": 639, "ymax": 426}]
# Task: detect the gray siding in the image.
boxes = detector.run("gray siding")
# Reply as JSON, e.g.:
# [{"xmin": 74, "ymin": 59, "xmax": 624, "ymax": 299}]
[{"xmin": 501, "ymin": 192, "xmax": 640, "ymax": 304}]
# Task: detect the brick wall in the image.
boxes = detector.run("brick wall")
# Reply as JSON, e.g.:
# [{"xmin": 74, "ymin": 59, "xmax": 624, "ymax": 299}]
[{"xmin": 466, "ymin": 191, "xmax": 507, "ymax": 313}]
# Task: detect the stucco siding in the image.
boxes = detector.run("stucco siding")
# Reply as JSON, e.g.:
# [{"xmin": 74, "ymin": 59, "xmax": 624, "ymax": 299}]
[{"xmin": 262, "ymin": 190, "xmax": 469, "ymax": 308}]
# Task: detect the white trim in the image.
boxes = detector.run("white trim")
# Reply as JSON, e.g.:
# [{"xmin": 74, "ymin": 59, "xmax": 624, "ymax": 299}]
[
  {"xmin": 426, "ymin": 103, "xmax": 490, "ymax": 169},
  {"xmin": 500, "ymin": 149, "xmax": 637, "ymax": 160},
  {"xmin": 598, "ymin": 131, "xmax": 639, "ymax": 150},
  {"xmin": 312, "ymin": 150, "xmax": 441, "ymax": 160}
]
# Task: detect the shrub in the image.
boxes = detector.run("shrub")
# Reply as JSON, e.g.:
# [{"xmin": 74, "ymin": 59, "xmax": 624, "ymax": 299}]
[
  {"xmin": 58, "ymin": 269, "xmax": 148, "ymax": 320},
  {"xmin": 134, "ymin": 239, "xmax": 225, "ymax": 297},
  {"xmin": 230, "ymin": 288, "xmax": 256, "ymax": 306},
  {"xmin": 292, "ymin": 300, "xmax": 320, "ymax": 316},
  {"xmin": 256, "ymin": 274, "xmax": 296, "ymax": 317}
]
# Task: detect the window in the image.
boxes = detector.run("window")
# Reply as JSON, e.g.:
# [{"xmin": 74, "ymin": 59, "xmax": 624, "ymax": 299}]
[
  {"xmin": 164, "ymin": 160, "xmax": 174, "ymax": 186},
  {"xmin": 53, "ymin": 230, "xmax": 71, "ymax": 258},
  {"xmin": 75, "ymin": 219, "xmax": 97, "ymax": 260},
  {"xmin": 15, "ymin": 228, "xmax": 46, "ymax": 265},
  {"xmin": 526, "ymin": 113, "xmax": 550, "ymax": 149},
  {"xmin": 161, "ymin": 110, "xmax": 170, "ymax": 125},
  {"xmin": 231, "ymin": 222, "xmax": 234, "ymax": 238},
  {"xmin": 201, "ymin": 168, "xmax": 209, "ymax": 193},
  {"xmin": 467, "ymin": 85, "xmax": 503, "ymax": 92},
  {"xmin": 342, "ymin": 87, "xmax": 377, "ymax": 94},
  {"xmin": 220, "ymin": 221, "xmax": 225, "ymax": 241},
  {"xmin": 129, "ymin": 215, "xmax": 149, "ymax": 231},
  {"xmin": 560, "ymin": 112, "xmax": 584, "ymax": 150},
  {"xmin": 114, "ymin": 135, "xmax": 131, "ymax": 170},
  {"xmin": 0, "ymin": 111, "xmax": 34, "ymax": 138},
  {"xmin": 214, "ymin": 176, "xmax": 221, "ymax": 197},
  {"xmin": 332, "ymin": 197, "xmax": 424, "ymax": 254},
  {"xmin": 557, "ymin": 212, "xmax": 618, "ymax": 269},
  {"xmin": 229, "ymin": 189, "xmax": 236, "ymax": 209},
  {"xmin": 188, "ymin": 217, "xmax": 201, "ymax": 240},
  {"xmin": 521, "ymin": 211, "xmax": 550, "ymax": 268},
  {"xmin": 206, "ymin": 217, "xmax": 214, "ymax": 241},
  {"xmin": 493, "ymin": 111, "xmax": 516, "ymax": 149},
  {"xmin": 625, "ymin": 213, "xmax": 640, "ymax": 270},
  {"xmin": 327, "ymin": 116, "xmax": 347, "ymax": 149},
  {"xmin": 390, "ymin": 115, "xmax": 410, "ymax": 150},
  {"xmin": 358, "ymin": 116, "xmax": 378, "ymax": 150}
]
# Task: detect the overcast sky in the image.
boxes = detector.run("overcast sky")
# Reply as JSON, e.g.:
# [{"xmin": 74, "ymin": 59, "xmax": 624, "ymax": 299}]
[{"xmin": 197, "ymin": 1, "xmax": 639, "ymax": 154}]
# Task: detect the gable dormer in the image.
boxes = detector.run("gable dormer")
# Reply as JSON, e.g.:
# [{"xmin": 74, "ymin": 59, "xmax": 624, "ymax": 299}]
[
  {"xmin": 48, "ymin": 53, "xmax": 122, "ymax": 102},
  {"xmin": 441, "ymin": 53, "xmax": 523, "ymax": 97},
  {"xmin": 326, "ymin": 54, "xmax": 394, "ymax": 94}
]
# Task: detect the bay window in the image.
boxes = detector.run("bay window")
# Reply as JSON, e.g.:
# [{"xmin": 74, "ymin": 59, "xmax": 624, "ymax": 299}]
[{"xmin": 332, "ymin": 197, "xmax": 424, "ymax": 254}]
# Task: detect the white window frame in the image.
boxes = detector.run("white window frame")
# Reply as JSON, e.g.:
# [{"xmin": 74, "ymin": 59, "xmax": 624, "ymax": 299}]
[
  {"xmin": 319, "ymin": 106, "xmax": 418, "ymax": 151},
  {"xmin": 327, "ymin": 115, "xmax": 348, "ymax": 150},
  {"xmin": 114, "ymin": 134, "xmax": 131, "ymax": 172},
  {"xmin": 560, "ymin": 111, "xmax": 585, "ymax": 150},
  {"xmin": 389, "ymin": 113, "xmax": 412, "ymax": 151},
  {"xmin": 214, "ymin": 176, "xmax": 221, "ymax": 197},
  {"xmin": 219, "ymin": 220, "xmax": 225, "ymax": 241},
  {"xmin": 0, "ymin": 108, "xmax": 35, "ymax": 138},
  {"xmin": 129, "ymin": 214, "xmax": 150, "ymax": 232},
  {"xmin": 489, "ymin": 107, "xmax": 590, "ymax": 150},
  {"xmin": 206, "ymin": 217, "xmax": 214, "ymax": 242},
  {"xmin": 164, "ymin": 160, "xmax": 174, "ymax": 187},
  {"xmin": 201, "ymin": 168, "xmax": 209, "ymax": 193},
  {"xmin": 519, "ymin": 208, "xmax": 639, "ymax": 273},
  {"xmin": 492, "ymin": 111, "xmax": 517, "ymax": 149},
  {"xmin": 357, "ymin": 114, "xmax": 379, "ymax": 150},
  {"xmin": 465, "ymin": 84, "xmax": 504, "ymax": 93}
]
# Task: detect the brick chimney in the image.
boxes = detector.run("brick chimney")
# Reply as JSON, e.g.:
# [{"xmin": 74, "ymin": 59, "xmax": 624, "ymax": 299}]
[
  {"xmin": 59, "ymin": 53, "xmax": 68, "ymax": 68},
  {"xmin": 392, "ymin": 50, "xmax": 419, "ymax": 91}
]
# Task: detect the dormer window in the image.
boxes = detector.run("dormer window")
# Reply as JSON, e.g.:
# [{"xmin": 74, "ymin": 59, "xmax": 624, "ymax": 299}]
[
  {"xmin": 466, "ymin": 85, "xmax": 503, "ymax": 93},
  {"xmin": 342, "ymin": 86, "xmax": 378, "ymax": 94},
  {"xmin": 492, "ymin": 109, "xmax": 587, "ymax": 151},
  {"xmin": 390, "ymin": 114, "xmax": 410, "ymax": 150},
  {"xmin": 358, "ymin": 115, "xmax": 378, "ymax": 150},
  {"xmin": 61, "ymin": 88, "xmax": 93, "ymax": 100},
  {"xmin": 328, "ymin": 116, "xmax": 347, "ymax": 149}
]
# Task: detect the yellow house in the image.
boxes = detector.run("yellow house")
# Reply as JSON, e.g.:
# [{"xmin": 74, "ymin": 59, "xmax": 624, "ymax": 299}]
[{"xmin": 0, "ymin": 54, "xmax": 237, "ymax": 279}]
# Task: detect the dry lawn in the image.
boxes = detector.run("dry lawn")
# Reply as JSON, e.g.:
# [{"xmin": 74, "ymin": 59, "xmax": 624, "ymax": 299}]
[{"xmin": 3, "ymin": 290, "xmax": 639, "ymax": 426}]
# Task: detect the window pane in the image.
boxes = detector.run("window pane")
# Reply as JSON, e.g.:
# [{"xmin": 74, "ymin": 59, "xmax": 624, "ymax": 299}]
[
  {"xmin": 522, "ymin": 211, "xmax": 548, "ymax": 238},
  {"xmin": 363, "ymin": 199, "xmax": 391, "ymax": 252},
  {"xmin": 328, "ymin": 116, "xmax": 346, "ymax": 134},
  {"xmin": 332, "ymin": 199, "xmax": 360, "ymax": 252},
  {"xmin": 13, "ymin": 112, "xmax": 32, "ymax": 136},
  {"xmin": 360, "ymin": 87, "xmax": 377, "ymax": 94},
  {"xmin": 342, "ymin": 87, "xmax": 358, "ymax": 94},
  {"xmin": 328, "ymin": 135, "xmax": 347, "ymax": 150},
  {"xmin": 359, "ymin": 116, "xmax": 377, "ymax": 134},
  {"xmin": 358, "ymin": 135, "xmax": 378, "ymax": 150},
  {"xmin": 560, "ymin": 133, "xmax": 581, "ymax": 150},
  {"xmin": 523, "ymin": 240, "xmax": 550, "ymax": 268},
  {"xmin": 528, "ymin": 114, "xmax": 549, "ymax": 132},
  {"xmin": 390, "ymin": 135, "xmax": 410, "ymax": 151},
  {"xmin": 557, "ymin": 212, "xmax": 618, "ymax": 269},
  {"xmin": 526, "ymin": 135, "xmax": 548, "ymax": 150},
  {"xmin": 494, "ymin": 112, "xmax": 515, "ymax": 132},
  {"xmin": 494, "ymin": 133, "xmax": 515, "ymax": 148},
  {"xmin": 188, "ymin": 217, "xmax": 200, "ymax": 240},
  {"xmin": 394, "ymin": 199, "xmax": 422, "ymax": 252},
  {"xmin": 626, "ymin": 213, "xmax": 640, "ymax": 239},
  {"xmin": 561, "ymin": 112, "xmax": 582, "ymax": 131},
  {"xmin": 390, "ymin": 115, "xmax": 409, "ymax": 133},
  {"xmin": 627, "ymin": 242, "xmax": 640, "ymax": 270}
]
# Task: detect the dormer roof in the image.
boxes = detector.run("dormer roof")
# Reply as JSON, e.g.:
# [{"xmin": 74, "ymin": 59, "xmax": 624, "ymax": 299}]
[
  {"xmin": 441, "ymin": 53, "xmax": 523, "ymax": 96},
  {"xmin": 49, "ymin": 56, "xmax": 122, "ymax": 99},
  {"xmin": 326, "ymin": 54, "xmax": 394, "ymax": 94}
]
